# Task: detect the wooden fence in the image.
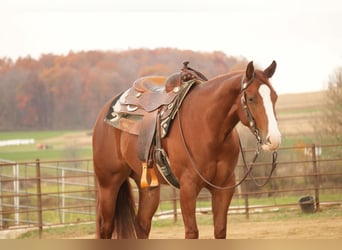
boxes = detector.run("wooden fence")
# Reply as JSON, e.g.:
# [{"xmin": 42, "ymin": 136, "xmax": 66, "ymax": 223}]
[{"xmin": 0, "ymin": 144, "xmax": 341, "ymax": 238}]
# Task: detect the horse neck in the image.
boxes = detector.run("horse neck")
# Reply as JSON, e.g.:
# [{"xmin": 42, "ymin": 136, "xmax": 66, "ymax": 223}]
[{"xmin": 188, "ymin": 73, "xmax": 243, "ymax": 142}]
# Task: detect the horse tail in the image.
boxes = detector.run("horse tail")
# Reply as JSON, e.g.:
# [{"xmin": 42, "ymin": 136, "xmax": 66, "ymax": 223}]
[{"xmin": 113, "ymin": 179, "xmax": 137, "ymax": 238}]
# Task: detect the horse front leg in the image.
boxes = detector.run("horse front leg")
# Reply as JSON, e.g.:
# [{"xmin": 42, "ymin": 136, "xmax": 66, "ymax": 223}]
[
  {"xmin": 135, "ymin": 185, "xmax": 161, "ymax": 238},
  {"xmin": 179, "ymin": 185, "xmax": 201, "ymax": 239},
  {"xmin": 210, "ymin": 188, "xmax": 235, "ymax": 239}
]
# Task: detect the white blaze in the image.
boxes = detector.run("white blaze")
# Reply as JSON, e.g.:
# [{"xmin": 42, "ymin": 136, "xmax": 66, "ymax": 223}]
[{"xmin": 259, "ymin": 84, "xmax": 282, "ymax": 150}]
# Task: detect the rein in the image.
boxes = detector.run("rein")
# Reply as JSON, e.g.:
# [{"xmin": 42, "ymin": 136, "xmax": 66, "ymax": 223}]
[
  {"xmin": 176, "ymin": 74, "xmax": 278, "ymax": 190},
  {"xmin": 239, "ymin": 141, "xmax": 278, "ymax": 188},
  {"xmin": 177, "ymin": 113, "xmax": 250, "ymax": 190}
]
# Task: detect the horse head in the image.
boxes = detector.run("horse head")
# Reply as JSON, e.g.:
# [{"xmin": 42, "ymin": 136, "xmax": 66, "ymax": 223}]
[{"xmin": 238, "ymin": 61, "xmax": 281, "ymax": 151}]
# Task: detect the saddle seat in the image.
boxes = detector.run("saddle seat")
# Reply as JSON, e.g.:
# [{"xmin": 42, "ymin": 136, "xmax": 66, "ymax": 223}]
[{"xmin": 133, "ymin": 76, "xmax": 166, "ymax": 93}]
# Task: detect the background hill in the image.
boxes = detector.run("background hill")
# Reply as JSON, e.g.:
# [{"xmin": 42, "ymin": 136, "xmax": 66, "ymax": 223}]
[
  {"xmin": 277, "ymin": 91, "xmax": 325, "ymax": 138},
  {"xmin": 237, "ymin": 90, "xmax": 327, "ymax": 148}
]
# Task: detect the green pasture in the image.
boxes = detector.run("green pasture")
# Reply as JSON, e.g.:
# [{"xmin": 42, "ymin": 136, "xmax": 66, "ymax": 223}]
[
  {"xmin": 0, "ymin": 130, "xmax": 92, "ymax": 162},
  {"xmin": 0, "ymin": 131, "xmax": 67, "ymax": 140}
]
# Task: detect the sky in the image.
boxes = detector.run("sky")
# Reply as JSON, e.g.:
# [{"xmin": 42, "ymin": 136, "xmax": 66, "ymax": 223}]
[{"xmin": 0, "ymin": 0, "xmax": 341, "ymax": 94}]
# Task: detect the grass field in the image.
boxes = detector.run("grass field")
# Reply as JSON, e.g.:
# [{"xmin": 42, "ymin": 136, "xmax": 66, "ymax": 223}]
[{"xmin": 0, "ymin": 130, "xmax": 92, "ymax": 162}]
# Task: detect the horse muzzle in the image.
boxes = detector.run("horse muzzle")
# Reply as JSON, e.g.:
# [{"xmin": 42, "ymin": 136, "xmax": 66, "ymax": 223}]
[{"xmin": 261, "ymin": 133, "xmax": 281, "ymax": 151}]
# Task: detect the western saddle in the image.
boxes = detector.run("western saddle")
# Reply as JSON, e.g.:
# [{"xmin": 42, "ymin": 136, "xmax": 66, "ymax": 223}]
[{"xmin": 105, "ymin": 62, "xmax": 207, "ymax": 188}]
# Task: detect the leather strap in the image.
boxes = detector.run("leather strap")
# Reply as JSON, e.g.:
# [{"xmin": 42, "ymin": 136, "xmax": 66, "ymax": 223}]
[{"xmin": 137, "ymin": 111, "xmax": 158, "ymax": 162}]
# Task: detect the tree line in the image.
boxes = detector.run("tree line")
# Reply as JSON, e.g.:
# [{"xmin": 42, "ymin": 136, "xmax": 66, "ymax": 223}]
[{"xmin": 0, "ymin": 48, "xmax": 246, "ymax": 130}]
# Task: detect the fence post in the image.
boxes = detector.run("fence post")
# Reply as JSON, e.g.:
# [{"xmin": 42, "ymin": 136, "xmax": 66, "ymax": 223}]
[
  {"xmin": 173, "ymin": 188, "xmax": 177, "ymax": 223},
  {"xmin": 311, "ymin": 144, "xmax": 320, "ymax": 212},
  {"xmin": 61, "ymin": 168, "xmax": 65, "ymax": 224},
  {"xmin": 13, "ymin": 163, "xmax": 20, "ymax": 225},
  {"xmin": 0, "ymin": 170, "xmax": 2, "ymax": 229},
  {"xmin": 36, "ymin": 159, "xmax": 43, "ymax": 238},
  {"xmin": 242, "ymin": 147, "xmax": 249, "ymax": 219},
  {"xmin": 243, "ymin": 179, "xmax": 249, "ymax": 219}
]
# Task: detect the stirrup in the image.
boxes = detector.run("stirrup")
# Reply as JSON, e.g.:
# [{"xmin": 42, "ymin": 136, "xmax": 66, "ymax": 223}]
[
  {"xmin": 140, "ymin": 162, "xmax": 149, "ymax": 188},
  {"xmin": 149, "ymin": 167, "xmax": 159, "ymax": 187},
  {"xmin": 140, "ymin": 162, "xmax": 159, "ymax": 188}
]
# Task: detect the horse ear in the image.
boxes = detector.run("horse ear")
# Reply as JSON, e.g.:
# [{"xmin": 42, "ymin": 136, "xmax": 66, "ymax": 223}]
[
  {"xmin": 245, "ymin": 61, "xmax": 254, "ymax": 80},
  {"xmin": 264, "ymin": 60, "xmax": 277, "ymax": 78}
]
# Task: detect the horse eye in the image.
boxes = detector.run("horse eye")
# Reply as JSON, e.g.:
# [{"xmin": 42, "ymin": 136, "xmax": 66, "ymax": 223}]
[{"xmin": 248, "ymin": 97, "xmax": 254, "ymax": 103}]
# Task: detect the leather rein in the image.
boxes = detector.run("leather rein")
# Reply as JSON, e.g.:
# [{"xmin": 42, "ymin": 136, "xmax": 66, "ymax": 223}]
[{"xmin": 177, "ymin": 74, "xmax": 278, "ymax": 190}]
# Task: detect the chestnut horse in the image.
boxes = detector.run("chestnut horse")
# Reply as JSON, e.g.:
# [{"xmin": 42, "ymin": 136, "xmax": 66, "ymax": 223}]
[{"xmin": 92, "ymin": 61, "xmax": 281, "ymax": 239}]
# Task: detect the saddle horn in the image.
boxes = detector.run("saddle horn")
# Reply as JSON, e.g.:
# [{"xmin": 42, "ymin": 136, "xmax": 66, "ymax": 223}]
[{"xmin": 182, "ymin": 61, "xmax": 208, "ymax": 81}]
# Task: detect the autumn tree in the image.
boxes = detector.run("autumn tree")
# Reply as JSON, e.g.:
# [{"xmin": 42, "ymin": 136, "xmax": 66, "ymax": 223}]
[
  {"xmin": 0, "ymin": 67, "xmax": 19, "ymax": 129},
  {"xmin": 324, "ymin": 67, "xmax": 342, "ymax": 143},
  {"xmin": 315, "ymin": 67, "xmax": 342, "ymax": 144},
  {"xmin": 0, "ymin": 48, "xmax": 245, "ymax": 130}
]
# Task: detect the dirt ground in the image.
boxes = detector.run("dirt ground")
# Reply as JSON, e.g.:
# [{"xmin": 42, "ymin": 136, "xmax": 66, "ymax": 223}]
[
  {"xmin": 70, "ymin": 214, "xmax": 342, "ymax": 239},
  {"xmin": 148, "ymin": 217, "xmax": 342, "ymax": 239}
]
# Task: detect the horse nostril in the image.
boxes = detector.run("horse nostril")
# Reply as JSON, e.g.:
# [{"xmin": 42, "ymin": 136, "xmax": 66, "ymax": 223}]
[{"xmin": 266, "ymin": 136, "xmax": 272, "ymax": 144}]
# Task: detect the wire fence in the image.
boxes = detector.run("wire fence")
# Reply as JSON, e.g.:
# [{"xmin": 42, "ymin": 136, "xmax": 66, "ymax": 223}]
[{"xmin": 0, "ymin": 143, "xmax": 341, "ymax": 238}]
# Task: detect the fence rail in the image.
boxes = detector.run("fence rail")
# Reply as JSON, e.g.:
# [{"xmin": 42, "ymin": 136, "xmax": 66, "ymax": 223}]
[
  {"xmin": 0, "ymin": 143, "xmax": 341, "ymax": 238},
  {"xmin": 0, "ymin": 158, "xmax": 96, "ymax": 238}
]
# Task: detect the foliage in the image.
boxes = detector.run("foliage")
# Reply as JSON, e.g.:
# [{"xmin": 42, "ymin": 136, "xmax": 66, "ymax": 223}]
[
  {"xmin": 0, "ymin": 49, "xmax": 245, "ymax": 130},
  {"xmin": 316, "ymin": 67, "xmax": 342, "ymax": 143}
]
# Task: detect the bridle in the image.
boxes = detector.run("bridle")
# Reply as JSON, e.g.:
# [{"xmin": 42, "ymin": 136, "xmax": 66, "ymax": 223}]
[
  {"xmin": 240, "ymin": 74, "xmax": 278, "ymax": 187},
  {"xmin": 241, "ymin": 73, "xmax": 263, "ymax": 146},
  {"xmin": 177, "ymin": 73, "xmax": 278, "ymax": 190}
]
